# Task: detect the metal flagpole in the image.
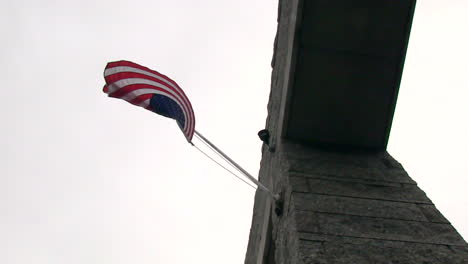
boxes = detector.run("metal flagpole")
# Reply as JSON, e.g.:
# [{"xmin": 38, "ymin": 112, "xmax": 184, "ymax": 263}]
[{"xmin": 194, "ymin": 130, "xmax": 279, "ymax": 201}]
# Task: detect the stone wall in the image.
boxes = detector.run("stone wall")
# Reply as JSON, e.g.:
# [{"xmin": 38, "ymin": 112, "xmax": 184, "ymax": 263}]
[
  {"xmin": 272, "ymin": 143, "xmax": 467, "ymax": 263},
  {"xmin": 245, "ymin": 1, "xmax": 468, "ymax": 263},
  {"xmin": 246, "ymin": 140, "xmax": 468, "ymax": 263}
]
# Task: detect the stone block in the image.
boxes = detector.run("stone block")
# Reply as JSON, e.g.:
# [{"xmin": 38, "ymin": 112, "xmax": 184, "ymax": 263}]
[
  {"xmin": 305, "ymin": 178, "xmax": 431, "ymax": 203},
  {"xmin": 293, "ymin": 192, "xmax": 427, "ymax": 221},
  {"xmin": 288, "ymin": 161, "xmax": 415, "ymax": 184},
  {"xmin": 291, "ymin": 172, "xmax": 403, "ymax": 187},
  {"xmin": 295, "ymin": 211, "xmax": 466, "ymax": 245},
  {"xmin": 417, "ymin": 204, "xmax": 450, "ymax": 224},
  {"xmin": 289, "ymin": 176, "xmax": 310, "ymax": 192},
  {"xmin": 298, "ymin": 237, "xmax": 468, "ymax": 264}
]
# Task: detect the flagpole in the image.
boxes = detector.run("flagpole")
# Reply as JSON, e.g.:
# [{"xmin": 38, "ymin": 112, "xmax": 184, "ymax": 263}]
[{"xmin": 194, "ymin": 130, "xmax": 279, "ymax": 201}]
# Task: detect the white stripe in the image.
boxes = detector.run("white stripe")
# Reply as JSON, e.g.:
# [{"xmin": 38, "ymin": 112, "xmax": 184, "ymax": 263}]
[
  {"xmin": 138, "ymin": 98, "xmax": 151, "ymax": 108},
  {"xmin": 108, "ymin": 78, "xmax": 190, "ymax": 130},
  {"xmin": 105, "ymin": 65, "xmax": 194, "ymax": 138},
  {"xmin": 107, "ymin": 78, "xmax": 189, "ymax": 115},
  {"xmin": 119, "ymin": 88, "xmax": 160, "ymax": 102},
  {"xmin": 105, "ymin": 66, "xmax": 180, "ymax": 92},
  {"xmin": 108, "ymin": 78, "xmax": 191, "ymax": 132},
  {"xmin": 105, "ymin": 65, "xmax": 195, "ymax": 127},
  {"xmin": 125, "ymin": 89, "xmax": 181, "ymax": 113}
]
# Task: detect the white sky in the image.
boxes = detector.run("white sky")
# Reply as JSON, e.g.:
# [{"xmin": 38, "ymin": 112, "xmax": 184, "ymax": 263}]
[{"xmin": 1, "ymin": 1, "xmax": 466, "ymax": 263}]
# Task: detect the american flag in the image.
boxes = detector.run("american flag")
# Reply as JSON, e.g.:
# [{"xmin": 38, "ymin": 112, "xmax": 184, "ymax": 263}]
[{"xmin": 103, "ymin": 60, "xmax": 195, "ymax": 142}]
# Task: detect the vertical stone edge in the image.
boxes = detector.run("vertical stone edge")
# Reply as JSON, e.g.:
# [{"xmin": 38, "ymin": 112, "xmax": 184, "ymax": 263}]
[{"xmin": 245, "ymin": 0, "xmax": 301, "ymax": 262}]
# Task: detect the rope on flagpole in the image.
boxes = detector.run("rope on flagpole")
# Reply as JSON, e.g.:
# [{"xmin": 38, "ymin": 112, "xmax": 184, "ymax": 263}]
[
  {"xmin": 195, "ymin": 133, "xmax": 245, "ymax": 176},
  {"xmin": 193, "ymin": 144, "xmax": 256, "ymax": 190},
  {"xmin": 193, "ymin": 130, "xmax": 279, "ymax": 201}
]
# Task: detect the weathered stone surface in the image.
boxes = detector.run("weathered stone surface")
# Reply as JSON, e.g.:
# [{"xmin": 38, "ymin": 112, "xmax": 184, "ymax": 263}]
[
  {"xmin": 298, "ymin": 240, "xmax": 325, "ymax": 264},
  {"xmin": 299, "ymin": 0, "xmax": 413, "ymax": 58},
  {"xmin": 293, "ymin": 192, "xmax": 428, "ymax": 221},
  {"xmin": 245, "ymin": 0, "xmax": 468, "ymax": 263},
  {"xmin": 289, "ymin": 176, "xmax": 310, "ymax": 192},
  {"xmin": 285, "ymin": 0, "xmax": 416, "ymax": 150},
  {"xmin": 245, "ymin": 184, "xmax": 270, "ymax": 264},
  {"xmin": 291, "ymin": 172, "xmax": 404, "ymax": 187},
  {"xmin": 417, "ymin": 204, "xmax": 450, "ymax": 224},
  {"xmin": 283, "ymin": 145, "xmax": 389, "ymax": 169},
  {"xmin": 302, "ymin": 177, "xmax": 431, "ymax": 203},
  {"xmin": 288, "ymin": 162, "xmax": 415, "ymax": 184},
  {"xmin": 298, "ymin": 238, "xmax": 468, "ymax": 264},
  {"xmin": 295, "ymin": 211, "xmax": 466, "ymax": 246}
]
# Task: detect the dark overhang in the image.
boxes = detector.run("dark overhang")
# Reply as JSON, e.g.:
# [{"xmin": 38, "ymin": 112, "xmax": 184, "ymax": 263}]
[{"xmin": 281, "ymin": 0, "xmax": 416, "ymax": 151}]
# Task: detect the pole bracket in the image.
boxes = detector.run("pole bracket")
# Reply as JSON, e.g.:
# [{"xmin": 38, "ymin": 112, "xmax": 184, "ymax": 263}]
[{"xmin": 274, "ymin": 192, "xmax": 284, "ymax": 216}]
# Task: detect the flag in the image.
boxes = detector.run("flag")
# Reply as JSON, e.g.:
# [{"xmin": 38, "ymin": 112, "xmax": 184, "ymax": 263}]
[{"xmin": 103, "ymin": 60, "xmax": 195, "ymax": 142}]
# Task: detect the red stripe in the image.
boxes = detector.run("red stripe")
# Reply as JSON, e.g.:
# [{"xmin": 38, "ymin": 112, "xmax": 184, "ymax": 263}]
[
  {"xmin": 109, "ymin": 83, "xmax": 170, "ymax": 100},
  {"xmin": 106, "ymin": 61, "xmax": 181, "ymax": 92},
  {"xmin": 105, "ymin": 61, "xmax": 195, "ymax": 140},
  {"xmin": 104, "ymin": 65, "xmax": 195, "ymax": 127},
  {"xmin": 106, "ymin": 61, "xmax": 195, "ymax": 124},
  {"xmin": 129, "ymin": 93, "xmax": 153, "ymax": 106},
  {"xmin": 104, "ymin": 72, "xmax": 187, "ymax": 104},
  {"xmin": 108, "ymin": 83, "xmax": 192, "ymax": 134},
  {"xmin": 108, "ymin": 83, "xmax": 149, "ymax": 98},
  {"xmin": 105, "ymin": 69, "xmax": 195, "ymax": 137},
  {"xmin": 108, "ymin": 82, "xmax": 191, "ymax": 122}
]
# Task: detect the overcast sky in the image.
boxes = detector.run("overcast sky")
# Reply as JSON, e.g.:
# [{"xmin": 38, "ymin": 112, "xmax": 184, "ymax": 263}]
[{"xmin": 1, "ymin": 1, "xmax": 467, "ymax": 263}]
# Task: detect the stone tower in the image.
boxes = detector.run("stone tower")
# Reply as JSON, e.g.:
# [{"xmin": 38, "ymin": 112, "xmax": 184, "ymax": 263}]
[{"xmin": 244, "ymin": 0, "xmax": 468, "ymax": 263}]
